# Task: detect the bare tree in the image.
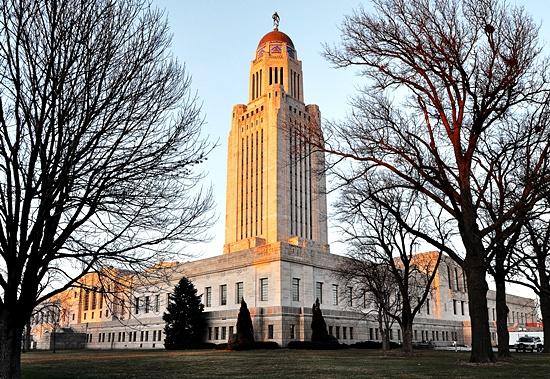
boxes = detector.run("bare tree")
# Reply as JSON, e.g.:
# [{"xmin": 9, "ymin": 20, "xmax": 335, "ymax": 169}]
[
  {"xmin": 340, "ymin": 258, "xmax": 400, "ymax": 351},
  {"xmin": 337, "ymin": 186, "xmax": 442, "ymax": 353},
  {"xmin": 322, "ymin": 0, "xmax": 550, "ymax": 362},
  {"xmin": 510, "ymin": 198, "xmax": 550, "ymax": 353},
  {"xmin": 0, "ymin": 0, "xmax": 214, "ymax": 377}
]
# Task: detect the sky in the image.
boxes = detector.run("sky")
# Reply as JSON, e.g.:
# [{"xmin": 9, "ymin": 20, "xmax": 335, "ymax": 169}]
[{"xmin": 152, "ymin": 1, "xmax": 550, "ymax": 298}]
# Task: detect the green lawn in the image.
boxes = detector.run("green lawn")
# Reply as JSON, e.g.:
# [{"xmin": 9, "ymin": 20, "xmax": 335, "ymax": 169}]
[{"xmin": 21, "ymin": 349, "xmax": 550, "ymax": 378}]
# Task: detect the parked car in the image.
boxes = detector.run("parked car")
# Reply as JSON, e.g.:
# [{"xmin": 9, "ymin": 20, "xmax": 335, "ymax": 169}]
[{"xmin": 515, "ymin": 336, "xmax": 543, "ymax": 352}]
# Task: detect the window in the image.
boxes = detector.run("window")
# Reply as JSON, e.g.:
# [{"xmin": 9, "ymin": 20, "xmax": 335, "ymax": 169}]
[
  {"xmin": 72, "ymin": 313, "xmax": 75, "ymax": 321},
  {"xmin": 140, "ymin": 331, "xmax": 144, "ymax": 342},
  {"xmin": 220, "ymin": 285, "xmax": 227, "ymax": 306},
  {"xmin": 133, "ymin": 331, "xmax": 137, "ymax": 342},
  {"xmin": 208, "ymin": 327, "xmax": 212, "ymax": 340},
  {"xmin": 454, "ymin": 267, "xmax": 460, "ymax": 291},
  {"xmin": 315, "ymin": 282, "xmax": 323, "ymax": 304},
  {"xmin": 221, "ymin": 326, "xmax": 227, "ymax": 340},
  {"xmin": 398, "ymin": 329, "xmax": 401, "ymax": 341},
  {"xmin": 369, "ymin": 328, "xmax": 374, "ymax": 340},
  {"xmin": 343, "ymin": 327, "xmax": 347, "ymax": 339},
  {"xmin": 436, "ymin": 331, "xmax": 439, "ymax": 341},
  {"xmin": 205, "ymin": 287, "xmax": 212, "ymax": 307},
  {"xmin": 375, "ymin": 328, "xmax": 379, "ymax": 340},
  {"xmin": 145, "ymin": 331, "xmax": 149, "ymax": 342},
  {"xmin": 145, "ymin": 296, "xmax": 150, "ymax": 313},
  {"xmin": 453, "ymin": 300, "xmax": 457, "ymax": 315},
  {"xmin": 350, "ymin": 327, "xmax": 354, "ymax": 340},
  {"xmin": 426, "ymin": 298, "xmax": 430, "ymax": 315},
  {"xmin": 215, "ymin": 327, "xmax": 219, "ymax": 340},
  {"xmin": 236, "ymin": 282, "xmax": 244, "ymax": 304},
  {"xmin": 260, "ymin": 278, "xmax": 268, "ymax": 301},
  {"xmin": 336, "ymin": 326, "xmax": 340, "ymax": 339},
  {"xmin": 84, "ymin": 290, "xmax": 89, "ymax": 311},
  {"xmin": 229, "ymin": 326, "xmax": 234, "ymax": 336},
  {"xmin": 155, "ymin": 294, "xmax": 160, "ymax": 312},
  {"xmin": 328, "ymin": 325, "xmax": 333, "ymax": 336},
  {"xmin": 290, "ymin": 324, "xmax": 295, "ymax": 339},
  {"xmin": 461, "ymin": 301, "xmax": 465, "ymax": 316},
  {"xmin": 414, "ymin": 330, "xmax": 418, "ymax": 340},
  {"xmin": 135, "ymin": 297, "xmax": 140, "ymax": 314},
  {"xmin": 492, "ymin": 308, "xmax": 496, "ymax": 321},
  {"xmin": 292, "ymin": 278, "xmax": 300, "ymax": 301},
  {"xmin": 447, "ymin": 265, "xmax": 452, "ymax": 289},
  {"xmin": 91, "ymin": 311, "xmax": 94, "ymax": 319},
  {"xmin": 347, "ymin": 287, "xmax": 353, "ymax": 306},
  {"xmin": 268, "ymin": 324, "xmax": 274, "ymax": 339},
  {"xmin": 332, "ymin": 284, "xmax": 338, "ymax": 305},
  {"xmin": 432, "ymin": 331, "xmax": 435, "ymax": 341},
  {"xmin": 91, "ymin": 291, "xmax": 97, "ymax": 310}
]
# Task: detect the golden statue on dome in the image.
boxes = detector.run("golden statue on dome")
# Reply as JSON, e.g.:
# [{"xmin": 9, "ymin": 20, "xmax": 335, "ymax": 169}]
[{"xmin": 272, "ymin": 12, "xmax": 280, "ymax": 30}]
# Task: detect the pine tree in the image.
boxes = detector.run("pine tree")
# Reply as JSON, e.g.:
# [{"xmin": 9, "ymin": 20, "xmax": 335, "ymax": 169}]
[
  {"xmin": 229, "ymin": 299, "xmax": 255, "ymax": 350},
  {"xmin": 163, "ymin": 276, "xmax": 206, "ymax": 349},
  {"xmin": 311, "ymin": 298, "xmax": 330, "ymax": 342}
]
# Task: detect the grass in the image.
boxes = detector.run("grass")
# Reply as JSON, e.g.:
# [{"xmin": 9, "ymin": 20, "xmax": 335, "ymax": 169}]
[{"xmin": 21, "ymin": 348, "xmax": 550, "ymax": 378}]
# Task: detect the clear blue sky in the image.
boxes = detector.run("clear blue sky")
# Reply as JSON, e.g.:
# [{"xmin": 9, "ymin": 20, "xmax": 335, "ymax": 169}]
[{"xmin": 153, "ymin": 0, "xmax": 550, "ymax": 288}]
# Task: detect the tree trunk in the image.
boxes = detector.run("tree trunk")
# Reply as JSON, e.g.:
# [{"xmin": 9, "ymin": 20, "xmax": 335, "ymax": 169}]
[
  {"xmin": 465, "ymin": 256, "xmax": 496, "ymax": 363},
  {"xmin": 378, "ymin": 316, "xmax": 389, "ymax": 351},
  {"xmin": 540, "ymin": 289, "xmax": 550, "ymax": 354},
  {"xmin": 0, "ymin": 310, "xmax": 23, "ymax": 379},
  {"xmin": 401, "ymin": 322, "xmax": 413, "ymax": 354},
  {"xmin": 381, "ymin": 329, "xmax": 390, "ymax": 351},
  {"xmin": 494, "ymin": 274, "xmax": 511, "ymax": 358},
  {"xmin": 21, "ymin": 322, "xmax": 31, "ymax": 353}
]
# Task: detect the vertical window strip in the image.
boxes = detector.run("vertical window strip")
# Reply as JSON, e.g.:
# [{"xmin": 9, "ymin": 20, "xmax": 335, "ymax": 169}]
[
  {"xmin": 308, "ymin": 142, "xmax": 313, "ymax": 239},
  {"xmin": 240, "ymin": 138, "xmax": 244, "ymax": 240},
  {"xmin": 288, "ymin": 123, "xmax": 294, "ymax": 235},
  {"xmin": 259, "ymin": 69, "xmax": 262, "ymax": 96},
  {"xmin": 250, "ymin": 132, "xmax": 254, "ymax": 236},
  {"xmin": 255, "ymin": 131, "xmax": 259, "ymax": 236},
  {"xmin": 252, "ymin": 73, "xmax": 255, "ymax": 100},
  {"xmin": 261, "ymin": 129, "xmax": 264, "ymax": 234},
  {"xmin": 245, "ymin": 135, "xmax": 249, "ymax": 237}
]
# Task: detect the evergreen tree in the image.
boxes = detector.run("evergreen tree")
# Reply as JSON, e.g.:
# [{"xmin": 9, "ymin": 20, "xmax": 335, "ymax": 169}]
[
  {"xmin": 229, "ymin": 299, "xmax": 254, "ymax": 350},
  {"xmin": 311, "ymin": 298, "xmax": 330, "ymax": 342},
  {"xmin": 163, "ymin": 276, "xmax": 206, "ymax": 349}
]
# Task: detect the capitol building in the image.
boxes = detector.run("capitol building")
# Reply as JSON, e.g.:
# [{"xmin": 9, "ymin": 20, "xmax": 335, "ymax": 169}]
[{"xmin": 30, "ymin": 20, "xmax": 537, "ymax": 350}]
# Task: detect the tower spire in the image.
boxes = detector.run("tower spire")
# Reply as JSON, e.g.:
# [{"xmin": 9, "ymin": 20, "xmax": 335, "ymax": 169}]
[{"xmin": 272, "ymin": 12, "xmax": 280, "ymax": 31}]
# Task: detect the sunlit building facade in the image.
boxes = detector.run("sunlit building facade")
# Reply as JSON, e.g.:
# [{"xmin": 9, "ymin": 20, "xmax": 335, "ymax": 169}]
[{"xmin": 30, "ymin": 20, "xmax": 537, "ymax": 351}]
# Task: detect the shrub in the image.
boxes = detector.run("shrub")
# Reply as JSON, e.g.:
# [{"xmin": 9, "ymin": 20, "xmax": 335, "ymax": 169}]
[
  {"xmin": 253, "ymin": 341, "xmax": 280, "ymax": 349},
  {"xmin": 350, "ymin": 340, "xmax": 403, "ymax": 349},
  {"xmin": 311, "ymin": 298, "xmax": 331, "ymax": 342},
  {"xmin": 287, "ymin": 340, "xmax": 346, "ymax": 350},
  {"xmin": 227, "ymin": 300, "xmax": 255, "ymax": 351}
]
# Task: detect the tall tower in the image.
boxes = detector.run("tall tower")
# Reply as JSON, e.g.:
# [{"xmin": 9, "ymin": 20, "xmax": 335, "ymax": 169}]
[{"xmin": 224, "ymin": 14, "xmax": 328, "ymax": 254}]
